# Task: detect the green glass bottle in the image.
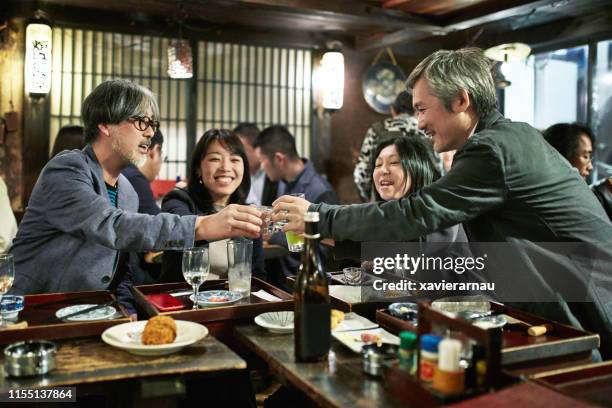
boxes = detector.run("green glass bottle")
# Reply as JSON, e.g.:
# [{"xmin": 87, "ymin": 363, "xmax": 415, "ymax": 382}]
[{"xmin": 294, "ymin": 211, "xmax": 330, "ymax": 362}]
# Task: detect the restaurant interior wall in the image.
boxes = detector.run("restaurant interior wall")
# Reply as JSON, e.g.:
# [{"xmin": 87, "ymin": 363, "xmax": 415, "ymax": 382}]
[
  {"xmin": 49, "ymin": 26, "xmax": 313, "ymax": 181},
  {"xmin": 503, "ymin": 39, "xmax": 612, "ymax": 182},
  {"xmin": 0, "ymin": 18, "xmax": 24, "ymax": 213}
]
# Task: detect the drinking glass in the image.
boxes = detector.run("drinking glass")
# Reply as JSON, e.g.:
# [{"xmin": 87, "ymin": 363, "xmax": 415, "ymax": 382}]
[
  {"xmin": 227, "ymin": 238, "xmax": 253, "ymax": 297},
  {"xmin": 257, "ymin": 205, "xmax": 274, "ymax": 236},
  {"xmin": 0, "ymin": 254, "xmax": 15, "ymax": 326},
  {"xmin": 182, "ymin": 247, "xmax": 210, "ymax": 309},
  {"xmin": 285, "ymin": 193, "xmax": 305, "ymax": 252},
  {"xmin": 343, "ymin": 267, "xmax": 364, "ymax": 286}
]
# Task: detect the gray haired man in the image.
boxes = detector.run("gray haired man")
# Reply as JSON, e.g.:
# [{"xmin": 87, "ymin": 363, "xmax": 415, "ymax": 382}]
[
  {"xmin": 11, "ymin": 79, "xmax": 261, "ymax": 294},
  {"xmin": 275, "ymin": 48, "xmax": 612, "ymax": 357}
]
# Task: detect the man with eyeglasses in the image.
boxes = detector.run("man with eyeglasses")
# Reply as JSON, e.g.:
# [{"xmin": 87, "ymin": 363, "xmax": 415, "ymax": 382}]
[{"xmin": 10, "ymin": 79, "xmax": 262, "ymax": 297}]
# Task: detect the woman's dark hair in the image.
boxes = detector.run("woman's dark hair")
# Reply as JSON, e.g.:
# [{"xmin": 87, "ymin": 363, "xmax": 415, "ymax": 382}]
[
  {"xmin": 51, "ymin": 125, "xmax": 86, "ymax": 158},
  {"xmin": 543, "ymin": 123, "xmax": 595, "ymax": 161},
  {"xmin": 187, "ymin": 129, "xmax": 251, "ymax": 209},
  {"xmin": 369, "ymin": 134, "xmax": 441, "ymax": 201}
]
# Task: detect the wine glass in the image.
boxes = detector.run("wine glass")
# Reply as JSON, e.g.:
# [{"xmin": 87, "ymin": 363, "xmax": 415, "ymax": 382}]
[
  {"xmin": 0, "ymin": 254, "xmax": 15, "ymax": 326},
  {"xmin": 182, "ymin": 247, "xmax": 210, "ymax": 309}
]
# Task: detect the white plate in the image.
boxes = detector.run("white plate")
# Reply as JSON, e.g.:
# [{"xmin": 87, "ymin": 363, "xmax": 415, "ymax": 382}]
[
  {"xmin": 56, "ymin": 304, "xmax": 117, "ymax": 322},
  {"xmin": 255, "ymin": 311, "xmax": 294, "ymax": 334},
  {"xmin": 332, "ymin": 313, "xmax": 378, "ymax": 333},
  {"xmin": 332, "ymin": 328, "xmax": 399, "ymax": 353},
  {"xmin": 189, "ymin": 290, "xmax": 243, "ymax": 306},
  {"xmin": 101, "ymin": 320, "xmax": 208, "ymax": 356}
]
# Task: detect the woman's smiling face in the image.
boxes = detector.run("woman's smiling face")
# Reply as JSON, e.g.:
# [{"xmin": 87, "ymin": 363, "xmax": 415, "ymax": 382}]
[
  {"xmin": 373, "ymin": 144, "xmax": 411, "ymax": 201},
  {"xmin": 199, "ymin": 140, "xmax": 244, "ymax": 205}
]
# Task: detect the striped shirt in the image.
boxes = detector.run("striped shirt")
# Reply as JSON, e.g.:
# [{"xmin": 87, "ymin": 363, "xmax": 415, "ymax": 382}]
[{"xmin": 106, "ymin": 182, "xmax": 118, "ymax": 207}]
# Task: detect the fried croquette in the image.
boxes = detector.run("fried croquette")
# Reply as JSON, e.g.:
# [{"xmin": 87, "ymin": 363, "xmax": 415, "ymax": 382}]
[{"xmin": 142, "ymin": 316, "xmax": 177, "ymax": 345}]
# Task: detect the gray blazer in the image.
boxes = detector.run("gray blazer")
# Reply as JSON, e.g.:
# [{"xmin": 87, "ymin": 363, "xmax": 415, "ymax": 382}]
[{"xmin": 10, "ymin": 145, "xmax": 197, "ymax": 294}]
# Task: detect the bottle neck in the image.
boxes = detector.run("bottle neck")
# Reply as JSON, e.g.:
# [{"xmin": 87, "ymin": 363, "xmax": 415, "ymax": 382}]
[{"xmin": 303, "ymin": 220, "xmax": 320, "ymax": 240}]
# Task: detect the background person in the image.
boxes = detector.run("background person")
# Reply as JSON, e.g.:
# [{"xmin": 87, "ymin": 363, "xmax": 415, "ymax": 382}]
[
  {"xmin": 50, "ymin": 125, "xmax": 86, "ymax": 158},
  {"xmin": 160, "ymin": 129, "xmax": 265, "ymax": 282},
  {"xmin": 370, "ymin": 135, "xmax": 466, "ymax": 243},
  {"xmin": 122, "ymin": 128, "xmax": 165, "ymax": 215},
  {"xmin": 543, "ymin": 123, "xmax": 594, "ymax": 180},
  {"xmin": 122, "ymin": 128, "xmax": 165, "ymax": 285},
  {"xmin": 0, "ymin": 176, "xmax": 17, "ymax": 253},
  {"xmin": 354, "ymin": 91, "xmax": 425, "ymax": 201},
  {"xmin": 234, "ymin": 122, "xmax": 280, "ymax": 206},
  {"xmin": 254, "ymin": 125, "xmax": 337, "ymax": 284}
]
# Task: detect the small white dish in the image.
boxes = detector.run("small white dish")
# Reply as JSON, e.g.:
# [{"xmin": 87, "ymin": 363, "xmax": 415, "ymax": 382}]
[
  {"xmin": 56, "ymin": 304, "xmax": 117, "ymax": 322},
  {"xmin": 254, "ymin": 311, "xmax": 294, "ymax": 334},
  {"xmin": 189, "ymin": 290, "xmax": 242, "ymax": 306},
  {"xmin": 332, "ymin": 328, "xmax": 400, "ymax": 353},
  {"xmin": 101, "ymin": 320, "xmax": 208, "ymax": 356}
]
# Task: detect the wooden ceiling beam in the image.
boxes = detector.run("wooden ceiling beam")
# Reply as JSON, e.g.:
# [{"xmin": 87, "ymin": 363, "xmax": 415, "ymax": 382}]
[
  {"xmin": 355, "ymin": 0, "xmax": 609, "ymax": 51},
  {"xmin": 210, "ymin": 0, "xmax": 435, "ymax": 29}
]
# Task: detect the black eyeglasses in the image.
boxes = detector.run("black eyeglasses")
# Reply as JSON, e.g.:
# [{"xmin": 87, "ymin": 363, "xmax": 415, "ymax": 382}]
[{"xmin": 128, "ymin": 116, "xmax": 160, "ymax": 133}]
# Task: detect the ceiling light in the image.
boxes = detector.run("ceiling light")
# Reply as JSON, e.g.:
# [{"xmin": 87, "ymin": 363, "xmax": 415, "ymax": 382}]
[
  {"xmin": 484, "ymin": 42, "xmax": 531, "ymax": 62},
  {"xmin": 167, "ymin": 39, "xmax": 193, "ymax": 79}
]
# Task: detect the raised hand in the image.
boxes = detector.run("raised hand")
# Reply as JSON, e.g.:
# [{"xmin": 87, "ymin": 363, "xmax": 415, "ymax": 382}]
[
  {"xmin": 195, "ymin": 204, "xmax": 262, "ymax": 241},
  {"xmin": 272, "ymin": 194, "xmax": 312, "ymax": 235}
]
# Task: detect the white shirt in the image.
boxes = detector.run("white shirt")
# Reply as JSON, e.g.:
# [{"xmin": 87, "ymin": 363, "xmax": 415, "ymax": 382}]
[{"xmin": 246, "ymin": 168, "xmax": 266, "ymax": 206}]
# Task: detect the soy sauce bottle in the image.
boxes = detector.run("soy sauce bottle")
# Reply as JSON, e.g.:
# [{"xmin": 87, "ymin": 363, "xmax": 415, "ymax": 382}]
[{"xmin": 294, "ymin": 211, "xmax": 330, "ymax": 362}]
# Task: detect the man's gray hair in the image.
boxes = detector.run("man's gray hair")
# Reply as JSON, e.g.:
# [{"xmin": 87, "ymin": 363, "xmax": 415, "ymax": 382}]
[
  {"xmin": 406, "ymin": 47, "xmax": 497, "ymax": 117},
  {"xmin": 82, "ymin": 79, "xmax": 160, "ymax": 142}
]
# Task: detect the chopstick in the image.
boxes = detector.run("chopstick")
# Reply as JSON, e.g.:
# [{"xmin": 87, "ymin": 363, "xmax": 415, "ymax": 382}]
[{"xmin": 46, "ymin": 301, "xmax": 117, "ymax": 323}]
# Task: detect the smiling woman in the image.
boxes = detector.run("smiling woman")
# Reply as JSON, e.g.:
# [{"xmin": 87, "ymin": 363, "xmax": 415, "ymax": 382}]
[{"xmin": 159, "ymin": 129, "xmax": 266, "ymax": 282}]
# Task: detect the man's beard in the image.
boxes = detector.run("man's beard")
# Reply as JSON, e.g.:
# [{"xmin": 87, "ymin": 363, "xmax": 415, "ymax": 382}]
[{"xmin": 112, "ymin": 139, "xmax": 146, "ymax": 167}]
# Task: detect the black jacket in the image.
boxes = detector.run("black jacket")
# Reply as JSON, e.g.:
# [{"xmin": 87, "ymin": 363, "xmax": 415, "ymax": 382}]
[{"xmin": 159, "ymin": 188, "xmax": 266, "ymax": 283}]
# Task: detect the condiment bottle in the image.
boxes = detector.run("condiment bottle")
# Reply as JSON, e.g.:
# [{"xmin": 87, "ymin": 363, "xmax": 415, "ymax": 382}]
[
  {"xmin": 433, "ymin": 338, "xmax": 465, "ymax": 395},
  {"xmin": 398, "ymin": 331, "xmax": 417, "ymax": 374},
  {"xmin": 419, "ymin": 334, "xmax": 442, "ymax": 382}
]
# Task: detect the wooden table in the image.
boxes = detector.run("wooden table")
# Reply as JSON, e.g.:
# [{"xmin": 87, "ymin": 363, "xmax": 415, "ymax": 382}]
[
  {"xmin": 234, "ymin": 325, "xmax": 405, "ymax": 408},
  {"xmin": 0, "ymin": 335, "xmax": 252, "ymax": 407}
]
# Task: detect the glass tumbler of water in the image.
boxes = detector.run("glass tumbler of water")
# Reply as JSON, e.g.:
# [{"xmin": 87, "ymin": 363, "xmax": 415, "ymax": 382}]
[
  {"xmin": 182, "ymin": 247, "xmax": 210, "ymax": 309},
  {"xmin": 0, "ymin": 254, "xmax": 15, "ymax": 325},
  {"xmin": 227, "ymin": 238, "xmax": 253, "ymax": 297}
]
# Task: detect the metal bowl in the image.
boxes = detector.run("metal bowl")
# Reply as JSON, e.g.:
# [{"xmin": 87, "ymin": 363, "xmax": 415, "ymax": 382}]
[
  {"xmin": 361, "ymin": 343, "xmax": 398, "ymax": 377},
  {"xmin": 4, "ymin": 341, "xmax": 57, "ymax": 377}
]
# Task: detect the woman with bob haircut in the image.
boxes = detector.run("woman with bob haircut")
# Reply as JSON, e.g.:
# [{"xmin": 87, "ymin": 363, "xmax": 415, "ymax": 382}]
[
  {"xmin": 159, "ymin": 129, "xmax": 265, "ymax": 282},
  {"xmin": 370, "ymin": 134, "xmax": 466, "ymax": 242}
]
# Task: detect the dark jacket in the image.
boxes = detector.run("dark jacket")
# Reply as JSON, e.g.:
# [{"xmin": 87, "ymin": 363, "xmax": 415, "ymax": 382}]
[
  {"xmin": 311, "ymin": 110, "xmax": 612, "ymax": 357},
  {"xmin": 121, "ymin": 165, "xmax": 162, "ymax": 285},
  {"xmin": 592, "ymin": 178, "xmax": 612, "ymax": 221},
  {"xmin": 10, "ymin": 145, "xmax": 196, "ymax": 294},
  {"xmin": 159, "ymin": 188, "xmax": 266, "ymax": 283},
  {"xmin": 121, "ymin": 165, "xmax": 160, "ymax": 215}
]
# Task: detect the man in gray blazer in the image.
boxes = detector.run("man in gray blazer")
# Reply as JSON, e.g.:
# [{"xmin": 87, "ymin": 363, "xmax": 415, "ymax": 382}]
[{"xmin": 10, "ymin": 79, "xmax": 262, "ymax": 294}]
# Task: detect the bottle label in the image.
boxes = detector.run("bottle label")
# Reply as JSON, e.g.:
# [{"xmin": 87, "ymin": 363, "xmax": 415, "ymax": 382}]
[
  {"xmin": 295, "ymin": 303, "xmax": 331, "ymax": 361},
  {"xmin": 420, "ymin": 359, "xmax": 436, "ymax": 382}
]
